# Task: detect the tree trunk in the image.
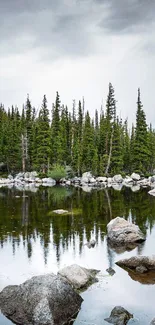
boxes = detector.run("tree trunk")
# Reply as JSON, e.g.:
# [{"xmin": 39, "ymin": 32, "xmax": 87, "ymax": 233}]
[{"xmin": 105, "ymin": 128, "xmax": 114, "ymax": 175}]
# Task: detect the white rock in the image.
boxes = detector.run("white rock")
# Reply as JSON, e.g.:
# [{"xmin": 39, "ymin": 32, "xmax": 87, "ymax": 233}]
[
  {"xmin": 42, "ymin": 178, "xmax": 56, "ymax": 185},
  {"xmin": 124, "ymin": 176, "xmax": 133, "ymax": 184},
  {"xmin": 107, "ymin": 177, "xmax": 112, "ymax": 183},
  {"xmin": 131, "ymin": 185, "xmax": 140, "ymax": 192},
  {"xmin": 113, "ymin": 175, "xmax": 123, "ymax": 183},
  {"xmin": 66, "ymin": 180, "xmax": 71, "ymax": 185},
  {"xmin": 96, "ymin": 177, "xmax": 107, "ymax": 182},
  {"xmin": 148, "ymin": 189, "xmax": 155, "ymax": 196},
  {"xmin": 53, "ymin": 209, "xmax": 69, "ymax": 214},
  {"xmin": 58, "ymin": 264, "xmax": 99, "ymax": 290},
  {"xmin": 89, "ymin": 177, "xmax": 96, "ymax": 183},
  {"xmin": 81, "ymin": 171, "xmax": 92, "ymax": 183},
  {"xmin": 131, "ymin": 173, "xmax": 140, "ymax": 181}
]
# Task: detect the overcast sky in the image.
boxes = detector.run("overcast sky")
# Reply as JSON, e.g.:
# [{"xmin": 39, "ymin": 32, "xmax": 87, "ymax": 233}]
[{"xmin": 0, "ymin": 0, "xmax": 155, "ymax": 126}]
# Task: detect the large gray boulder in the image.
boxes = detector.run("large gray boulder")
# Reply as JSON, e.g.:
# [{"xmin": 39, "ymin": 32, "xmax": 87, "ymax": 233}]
[
  {"xmin": 107, "ymin": 217, "xmax": 145, "ymax": 246},
  {"xmin": 58, "ymin": 264, "xmax": 99, "ymax": 290},
  {"xmin": 116, "ymin": 256, "xmax": 155, "ymax": 273},
  {"xmin": 0, "ymin": 273, "xmax": 83, "ymax": 325},
  {"xmin": 105, "ymin": 306, "xmax": 133, "ymax": 324}
]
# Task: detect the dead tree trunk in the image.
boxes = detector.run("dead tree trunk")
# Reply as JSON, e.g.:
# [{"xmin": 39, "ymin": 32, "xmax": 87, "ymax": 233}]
[{"xmin": 105, "ymin": 128, "xmax": 114, "ymax": 176}]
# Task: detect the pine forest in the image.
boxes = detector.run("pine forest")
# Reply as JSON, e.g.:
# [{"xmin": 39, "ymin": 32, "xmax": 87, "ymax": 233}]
[{"xmin": 0, "ymin": 83, "xmax": 154, "ymax": 176}]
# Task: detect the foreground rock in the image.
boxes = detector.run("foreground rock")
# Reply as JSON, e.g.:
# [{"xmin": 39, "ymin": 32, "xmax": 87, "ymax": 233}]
[
  {"xmin": 116, "ymin": 256, "xmax": 155, "ymax": 273},
  {"xmin": 0, "ymin": 273, "xmax": 83, "ymax": 325},
  {"xmin": 105, "ymin": 306, "xmax": 133, "ymax": 324},
  {"xmin": 107, "ymin": 217, "xmax": 146, "ymax": 248},
  {"xmin": 150, "ymin": 318, "xmax": 155, "ymax": 325},
  {"xmin": 58, "ymin": 264, "xmax": 99, "ymax": 290}
]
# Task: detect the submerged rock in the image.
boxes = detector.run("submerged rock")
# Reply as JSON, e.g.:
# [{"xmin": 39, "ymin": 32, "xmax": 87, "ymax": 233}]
[
  {"xmin": 85, "ymin": 239, "xmax": 96, "ymax": 248},
  {"xmin": 58, "ymin": 264, "xmax": 99, "ymax": 290},
  {"xmin": 0, "ymin": 273, "xmax": 83, "ymax": 325},
  {"xmin": 107, "ymin": 217, "xmax": 145, "ymax": 247},
  {"xmin": 105, "ymin": 306, "xmax": 133, "ymax": 324},
  {"xmin": 52, "ymin": 209, "xmax": 69, "ymax": 214},
  {"xmin": 106, "ymin": 267, "xmax": 116, "ymax": 276},
  {"xmin": 116, "ymin": 256, "xmax": 155, "ymax": 273}
]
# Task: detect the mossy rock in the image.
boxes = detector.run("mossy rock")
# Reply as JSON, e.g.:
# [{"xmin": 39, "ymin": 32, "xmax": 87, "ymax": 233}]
[{"xmin": 47, "ymin": 208, "xmax": 82, "ymax": 217}]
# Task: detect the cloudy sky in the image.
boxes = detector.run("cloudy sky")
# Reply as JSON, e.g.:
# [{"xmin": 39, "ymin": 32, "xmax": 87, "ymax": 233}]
[{"xmin": 0, "ymin": 0, "xmax": 155, "ymax": 126}]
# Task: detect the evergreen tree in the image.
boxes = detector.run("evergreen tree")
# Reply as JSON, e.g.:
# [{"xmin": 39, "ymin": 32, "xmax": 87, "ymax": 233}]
[
  {"xmin": 133, "ymin": 89, "xmax": 150, "ymax": 174},
  {"xmin": 35, "ymin": 95, "xmax": 51, "ymax": 173}
]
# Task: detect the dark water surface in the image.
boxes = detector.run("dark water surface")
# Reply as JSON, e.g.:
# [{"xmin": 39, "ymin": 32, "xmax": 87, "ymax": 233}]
[{"xmin": 0, "ymin": 185, "xmax": 155, "ymax": 324}]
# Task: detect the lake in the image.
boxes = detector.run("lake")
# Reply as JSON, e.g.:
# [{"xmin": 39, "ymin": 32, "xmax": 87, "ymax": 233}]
[{"xmin": 0, "ymin": 185, "xmax": 155, "ymax": 324}]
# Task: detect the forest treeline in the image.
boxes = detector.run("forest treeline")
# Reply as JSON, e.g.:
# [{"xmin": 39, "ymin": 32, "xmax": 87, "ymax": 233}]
[{"xmin": 0, "ymin": 83, "xmax": 155, "ymax": 176}]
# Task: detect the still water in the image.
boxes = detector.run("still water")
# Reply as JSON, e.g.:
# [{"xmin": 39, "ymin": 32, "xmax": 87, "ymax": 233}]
[{"xmin": 0, "ymin": 185, "xmax": 155, "ymax": 324}]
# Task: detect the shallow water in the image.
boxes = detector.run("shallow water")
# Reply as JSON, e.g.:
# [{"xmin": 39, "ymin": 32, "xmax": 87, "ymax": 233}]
[{"xmin": 0, "ymin": 185, "xmax": 155, "ymax": 324}]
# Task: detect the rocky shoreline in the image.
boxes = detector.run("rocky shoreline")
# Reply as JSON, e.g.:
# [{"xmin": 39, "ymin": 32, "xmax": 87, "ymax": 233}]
[{"xmin": 1, "ymin": 171, "xmax": 155, "ymax": 195}]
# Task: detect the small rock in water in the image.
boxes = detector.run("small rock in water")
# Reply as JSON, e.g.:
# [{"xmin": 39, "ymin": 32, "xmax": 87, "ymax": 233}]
[
  {"xmin": 52, "ymin": 209, "xmax": 69, "ymax": 214},
  {"xmin": 106, "ymin": 267, "xmax": 116, "ymax": 276},
  {"xmin": 105, "ymin": 306, "xmax": 133, "ymax": 324},
  {"xmin": 85, "ymin": 239, "xmax": 96, "ymax": 248}
]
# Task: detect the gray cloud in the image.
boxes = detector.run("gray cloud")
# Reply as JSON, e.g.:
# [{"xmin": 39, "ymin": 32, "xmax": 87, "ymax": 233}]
[
  {"xmin": 97, "ymin": 0, "xmax": 155, "ymax": 33},
  {"xmin": 0, "ymin": 0, "xmax": 155, "ymax": 60}
]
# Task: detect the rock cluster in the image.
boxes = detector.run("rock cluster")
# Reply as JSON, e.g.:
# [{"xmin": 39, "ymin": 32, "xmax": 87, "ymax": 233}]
[
  {"xmin": 1, "ymin": 171, "xmax": 155, "ymax": 194},
  {"xmin": 60, "ymin": 172, "xmax": 155, "ymax": 193},
  {"xmin": 0, "ymin": 264, "xmax": 99, "ymax": 325},
  {"xmin": 0, "ymin": 171, "xmax": 56, "ymax": 191}
]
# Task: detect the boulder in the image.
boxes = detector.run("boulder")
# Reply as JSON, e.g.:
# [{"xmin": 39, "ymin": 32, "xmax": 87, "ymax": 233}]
[
  {"xmin": 89, "ymin": 177, "xmax": 96, "ymax": 183},
  {"xmin": 104, "ymin": 306, "xmax": 133, "ymax": 324},
  {"xmin": 123, "ymin": 176, "xmax": 133, "ymax": 184},
  {"xmin": 96, "ymin": 176, "xmax": 107, "ymax": 182},
  {"xmin": 113, "ymin": 175, "xmax": 123, "ymax": 183},
  {"xmin": 42, "ymin": 178, "xmax": 56, "ymax": 184},
  {"xmin": 131, "ymin": 173, "xmax": 140, "ymax": 181},
  {"xmin": 7, "ymin": 174, "xmax": 13, "ymax": 180},
  {"xmin": 0, "ymin": 273, "xmax": 83, "ymax": 325},
  {"xmin": 150, "ymin": 318, "xmax": 155, "ymax": 325},
  {"xmin": 30, "ymin": 171, "xmax": 38, "ymax": 178},
  {"xmin": 107, "ymin": 217, "xmax": 145, "ymax": 246},
  {"xmin": 148, "ymin": 188, "xmax": 155, "ymax": 196},
  {"xmin": 116, "ymin": 256, "xmax": 155, "ymax": 273},
  {"xmin": 81, "ymin": 171, "xmax": 92, "ymax": 183},
  {"xmin": 58, "ymin": 264, "xmax": 99, "ymax": 290},
  {"xmin": 131, "ymin": 185, "xmax": 140, "ymax": 192}
]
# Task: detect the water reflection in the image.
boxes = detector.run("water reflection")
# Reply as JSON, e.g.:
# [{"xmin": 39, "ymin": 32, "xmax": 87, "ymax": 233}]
[
  {"xmin": 0, "ymin": 186, "xmax": 155, "ymax": 264},
  {"xmin": 0, "ymin": 186, "xmax": 155, "ymax": 324}
]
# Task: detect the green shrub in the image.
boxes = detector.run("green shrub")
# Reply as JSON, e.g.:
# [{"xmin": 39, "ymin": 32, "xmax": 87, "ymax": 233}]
[{"xmin": 48, "ymin": 164, "xmax": 66, "ymax": 182}]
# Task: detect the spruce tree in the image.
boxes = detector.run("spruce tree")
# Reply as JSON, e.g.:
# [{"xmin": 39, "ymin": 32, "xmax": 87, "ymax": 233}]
[
  {"xmin": 35, "ymin": 95, "xmax": 51, "ymax": 173},
  {"xmin": 133, "ymin": 88, "xmax": 150, "ymax": 174}
]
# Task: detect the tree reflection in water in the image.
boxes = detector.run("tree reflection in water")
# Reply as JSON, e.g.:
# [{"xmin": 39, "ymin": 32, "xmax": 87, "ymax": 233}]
[{"xmin": 0, "ymin": 186, "xmax": 155, "ymax": 264}]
